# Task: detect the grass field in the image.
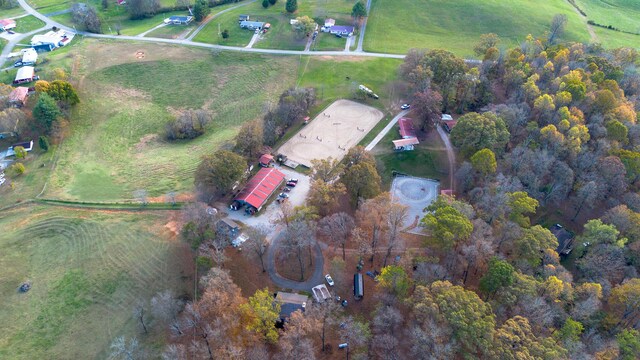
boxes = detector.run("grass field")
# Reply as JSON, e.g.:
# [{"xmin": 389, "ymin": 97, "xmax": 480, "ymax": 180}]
[
  {"xmin": 1, "ymin": 6, "xmax": 26, "ymax": 17},
  {"xmin": 145, "ymin": 24, "xmax": 195, "ymax": 39},
  {"xmin": 0, "ymin": 205, "xmax": 191, "ymax": 359},
  {"xmin": 593, "ymin": 27, "xmax": 640, "ymax": 49},
  {"xmin": 364, "ymin": 0, "xmax": 591, "ymax": 57},
  {"xmin": 42, "ymin": 40, "xmax": 298, "ymax": 201},
  {"xmin": 313, "ymin": 32, "xmax": 347, "ymax": 51},
  {"xmin": 14, "ymin": 15, "xmax": 46, "ymax": 33},
  {"xmin": 373, "ymin": 126, "xmax": 449, "ymax": 186},
  {"xmin": 575, "ymin": 0, "xmax": 640, "ymax": 33},
  {"xmin": 0, "ymin": 38, "xmax": 6, "ymax": 53}
]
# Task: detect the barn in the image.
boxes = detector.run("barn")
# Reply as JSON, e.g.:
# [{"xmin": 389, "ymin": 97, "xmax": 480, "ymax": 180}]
[{"xmin": 233, "ymin": 167, "xmax": 285, "ymax": 212}]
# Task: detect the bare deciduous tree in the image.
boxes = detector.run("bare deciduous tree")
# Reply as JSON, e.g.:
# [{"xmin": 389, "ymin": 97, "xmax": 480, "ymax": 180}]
[
  {"xmin": 243, "ymin": 225, "xmax": 270, "ymax": 272},
  {"xmin": 383, "ymin": 203, "xmax": 409, "ymax": 267},
  {"xmin": 132, "ymin": 301, "xmax": 149, "ymax": 334},
  {"xmin": 318, "ymin": 212, "xmax": 355, "ymax": 260},
  {"xmin": 133, "ymin": 189, "xmax": 148, "ymax": 206},
  {"xmin": 109, "ymin": 336, "xmax": 146, "ymax": 360},
  {"xmin": 278, "ymin": 310, "xmax": 316, "ymax": 360}
]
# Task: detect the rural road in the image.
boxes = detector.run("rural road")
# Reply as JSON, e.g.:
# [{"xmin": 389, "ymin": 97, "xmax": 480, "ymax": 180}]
[
  {"xmin": 436, "ymin": 124, "xmax": 455, "ymax": 191},
  {"xmin": 364, "ymin": 109, "xmax": 409, "ymax": 151},
  {"xmin": 355, "ymin": 0, "xmax": 372, "ymax": 52}
]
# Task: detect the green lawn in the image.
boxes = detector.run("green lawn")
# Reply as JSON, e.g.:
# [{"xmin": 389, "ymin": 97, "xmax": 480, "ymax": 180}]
[
  {"xmin": 14, "ymin": 15, "xmax": 46, "ymax": 33},
  {"xmin": 0, "ymin": 38, "xmax": 6, "ymax": 54},
  {"xmin": 145, "ymin": 24, "xmax": 195, "ymax": 39},
  {"xmin": 0, "ymin": 205, "xmax": 191, "ymax": 359},
  {"xmin": 364, "ymin": 0, "xmax": 591, "ymax": 57},
  {"xmin": 0, "ymin": 6, "xmax": 26, "ymax": 17},
  {"xmin": 593, "ymin": 27, "xmax": 640, "ymax": 49},
  {"xmin": 575, "ymin": 0, "xmax": 640, "ymax": 33},
  {"xmin": 43, "ymin": 40, "xmax": 298, "ymax": 201},
  {"xmin": 373, "ymin": 126, "xmax": 449, "ymax": 186},
  {"xmin": 27, "ymin": 0, "xmax": 70, "ymax": 13},
  {"xmin": 312, "ymin": 31, "xmax": 347, "ymax": 51},
  {"xmin": 0, "ymin": 148, "xmax": 54, "ymax": 208}
]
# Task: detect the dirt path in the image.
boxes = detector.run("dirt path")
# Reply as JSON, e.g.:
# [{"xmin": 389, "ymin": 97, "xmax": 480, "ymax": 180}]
[
  {"xmin": 565, "ymin": 0, "xmax": 598, "ymax": 42},
  {"xmin": 436, "ymin": 124, "xmax": 455, "ymax": 191}
]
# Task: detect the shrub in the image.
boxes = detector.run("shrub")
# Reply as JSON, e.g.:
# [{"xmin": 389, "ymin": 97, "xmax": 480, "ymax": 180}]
[
  {"xmin": 10, "ymin": 162, "xmax": 25, "ymax": 176},
  {"xmin": 285, "ymin": 0, "xmax": 297, "ymax": 13},
  {"xmin": 221, "ymin": 29, "xmax": 229, "ymax": 38},
  {"xmin": 39, "ymin": 136, "xmax": 49, "ymax": 152},
  {"xmin": 268, "ymin": 0, "xmax": 276, "ymax": 4},
  {"xmin": 165, "ymin": 109, "xmax": 211, "ymax": 140},
  {"xmin": 262, "ymin": 0, "xmax": 268, "ymax": 8},
  {"xmin": 196, "ymin": 256, "xmax": 214, "ymax": 270},
  {"xmin": 13, "ymin": 146, "xmax": 26, "ymax": 159}
]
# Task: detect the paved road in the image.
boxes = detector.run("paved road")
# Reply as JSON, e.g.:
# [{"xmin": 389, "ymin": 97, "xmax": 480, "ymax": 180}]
[
  {"xmin": 186, "ymin": 0, "xmax": 257, "ymax": 41},
  {"xmin": 355, "ymin": 0, "xmax": 372, "ymax": 52},
  {"xmin": 436, "ymin": 124, "xmax": 455, "ymax": 191},
  {"xmin": 265, "ymin": 228, "xmax": 325, "ymax": 292},
  {"xmin": 364, "ymin": 109, "xmax": 409, "ymax": 151}
]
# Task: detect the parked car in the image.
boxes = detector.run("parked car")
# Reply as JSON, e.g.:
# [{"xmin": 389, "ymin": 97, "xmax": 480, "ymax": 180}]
[
  {"xmin": 286, "ymin": 181, "xmax": 297, "ymax": 187},
  {"xmin": 288, "ymin": 178, "xmax": 299, "ymax": 183},
  {"xmin": 400, "ymin": 103, "xmax": 411, "ymax": 110},
  {"xmin": 7, "ymin": 30, "xmax": 15, "ymax": 34},
  {"xmin": 325, "ymin": 274, "xmax": 334, "ymax": 286},
  {"xmin": 278, "ymin": 192, "xmax": 289, "ymax": 198},
  {"xmin": 282, "ymin": 186, "xmax": 291, "ymax": 192},
  {"xmin": 365, "ymin": 271, "xmax": 379, "ymax": 282},
  {"xmin": 13, "ymin": 61, "xmax": 23, "ymax": 67}
]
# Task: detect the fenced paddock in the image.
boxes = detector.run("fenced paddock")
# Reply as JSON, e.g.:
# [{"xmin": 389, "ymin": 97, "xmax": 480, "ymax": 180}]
[
  {"xmin": 278, "ymin": 99, "xmax": 384, "ymax": 167},
  {"xmin": 391, "ymin": 175, "xmax": 439, "ymax": 234}
]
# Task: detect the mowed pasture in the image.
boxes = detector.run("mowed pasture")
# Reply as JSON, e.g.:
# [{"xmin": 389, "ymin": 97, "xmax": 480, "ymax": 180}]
[
  {"xmin": 278, "ymin": 99, "xmax": 383, "ymax": 167},
  {"xmin": 44, "ymin": 40, "xmax": 298, "ymax": 201},
  {"xmin": 364, "ymin": 0, "xmax": 591, "ymax": 57},
  {"xmin": 0, "ymin": 205, "xmax": 191, "ymax": 360},
  {"xmin": 575, "ymin": 0, "xmax": 640, "ymax": 33}
]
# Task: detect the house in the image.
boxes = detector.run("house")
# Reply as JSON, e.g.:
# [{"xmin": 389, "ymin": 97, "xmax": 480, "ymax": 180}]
[
  {"xmin": 233, "ymin": 167, "xmax": 286, "ymax": 212},
  {"xmin": 31, "ymin": 29, "xmax": 74, "ymax": 50},
  {"xmin": 398, "ymin": 118, "xmax": 416, "ymax": 139},
  {"xmin": 5, "ymin": 140, "xmax": 34, "ymax": 157},
  {"xmin": 551, "ymin": 224, "xmax": 574, "ymax": 257},
  {"xmin": 8, "ymin": 87, "xmax": 29, "ymax": 107},
  {"xmin": 393, "ymin": 137, "xmax": 420, "ymax": 151},
  {"xmin": 259, "ymin": 154, "xmax": 274, "ymax": 167},
  {"xmin": 0, "ymin": 19, "xmax": 16, "ymax": 32},
  {"xmin": 239, "ymin": 14, "xmax": 250, "ymax": 22},
  {"xmin": 217, "ymin": 218, "xmax": 240, "ymax": 240},
  {"xmin": 275, "ymin": 292, "xmax": 308, "ymax": 320},
  {"xmin": 329, "ymin": 25, "xmax": 354, "ymax": 37},
  {"xmin": 18, "ymin": 48, "xmax": 38, "ymax": 66},
  {"xmin": 240, "ymin": 20, "xmax": 265, "ymax": 30},
  {"xmin": 324, "ymin": 18, "xmax": 335, "ymax": 28},
  {"xmin": 312, "ymin": 284, "xmax": 331, "ymax": 303},
  {"xmin": 164, "ymin": 16, "xmax": 193, "ymax": 25},
  {"xmin": 13, "ymin": 66, "xmax": 38, "ymax": 85}
]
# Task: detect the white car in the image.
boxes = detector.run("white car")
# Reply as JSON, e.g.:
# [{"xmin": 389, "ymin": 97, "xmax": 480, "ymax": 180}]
[
  {"xmin": 325, "ymin": 274, "xmax": 334, "ymax": 287},
  {"xmin": 400, "ymin": 103, "xmax": 411, "ymax": 110}
]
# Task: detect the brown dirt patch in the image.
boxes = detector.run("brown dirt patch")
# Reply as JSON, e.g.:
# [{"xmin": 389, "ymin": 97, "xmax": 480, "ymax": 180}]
[{"xmin": 134, "ymin": 133, "xmax": 159, "ymax": 151}]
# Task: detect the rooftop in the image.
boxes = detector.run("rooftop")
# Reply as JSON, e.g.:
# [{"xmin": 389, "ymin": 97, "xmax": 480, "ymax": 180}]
[
  {"xmin": 234, "ymin": 167, "xmax": 285, "ymax": 210},
  {"xmin": 398, "ymin": 118, "xmax": 416, "ymax": 138},
  {"xmin": 393, "ymin": 137, "xmax": 420, "ymax": 147},
  {"xmin": 9, "ymin": 87, "xmax": 29, "ymax": 103}
]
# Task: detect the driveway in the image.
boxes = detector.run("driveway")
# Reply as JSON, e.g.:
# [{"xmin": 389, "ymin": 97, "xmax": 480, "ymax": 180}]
[
  {"xmin": 355, "ymin": 0, "xmax": 372, "ymax": 52},
  {"xmin": 246, "ymin": 32, "xmax": 260, "ymax": 48},
  {"xmin": 436, "ymin": 124, "xmax": 455, "ymax": 190},
  {"xmin": 364, "ymin": 109, "xmax": 409, "ymax": 151}
]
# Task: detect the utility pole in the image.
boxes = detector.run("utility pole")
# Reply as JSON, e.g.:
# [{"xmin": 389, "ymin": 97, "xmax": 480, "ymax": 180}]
[{"xmin": 218, "ymin": 23, "xmax": 221, "ymax": 36}]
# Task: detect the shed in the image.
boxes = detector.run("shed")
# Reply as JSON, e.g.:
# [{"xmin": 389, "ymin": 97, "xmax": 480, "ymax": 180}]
[
  {"xmin": 442, "ymin": 119, "xmax": 457, "ymax": 133},
  {"xmin": 398, "ymin": 118, "xmax": 416, "ymax": 138},
  {"xmin": 14, "ymin": 66, "xmax": 36, "ymax": 84},
  {"xmin": 353, "ymin": 273, "xmax": 363, "ymax": 300},
  {"xmin": 275, "ymin": 292, "xmax": 308, "ymax": 319},
  {"xmin": 392, "ymin": 137, "xmax": 419, "ymax": 151},
  {"xmin": 8, "ymin": 87, "xmax": 29, "ymax": 107},
  {"xmin": 20, "ymin": 48, "xmax": 38, "ymax": 66},
  {"xmin": 259, "ymin": 154, "xmax": 274, "ymax": 167},
  {"xmin": 324, "ymin": 18, "xmax": 335, "ymax": 27},
  {"xmin": 0, "ymin": 19, "xmax": 16, "ymax": 31},
  {"xmin": 239, "ymin": 14, "xmax": 250, "ymax": 22},
  {"xmin": 240, "ymin": 20, "xmax": 265, "ymax": 30},
  {"xmin": 234, "ymin": 167, "xmax": 285, "ymax": 212}
]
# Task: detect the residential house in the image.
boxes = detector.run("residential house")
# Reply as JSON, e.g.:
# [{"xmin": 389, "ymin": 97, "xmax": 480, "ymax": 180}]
[
  {"xmin": 329, "ymin": 25, "xmax": 354, "ymax": 37},
  {"xmin": 18, "ymin": 48, "xmax": 38, "ymax": 66},
  {"xmin": 240, "ymin": 21, "xmax": 265, "ymax": 31},
  {"xmin": 239, "ymin": 14, "xmax": 250, "ymax": 22},
  {"xmin": 551, "ymin": 224, "xmax": 574, "ymax": 257},
  {"xmin": 320, "ymin": 18, "xmax": 335, "ymax": 32},
  {"xmin": 217, "ymin": 218, "xmax": 240, "ymax": 241},
  {"xmin": 393, "ymin": 137, "xmax": 419, "ymax": 151},
  {"xmin": 398, "ymin": 118, "xmax": 416, "ymax": 139},
  {"xmin": 164, "ymin": 16, "xmax": 193, "ymax": 25},
  {"xmin": 8, "ymin": 87, "xmax": 29, "ymax": 107},
  {"xmin": 274, "ymin": 292, "xmax": 308, "ymax": 320},
  {"xmin": 0, "ymin": 19, "xmax": 16, "ymax": 32},
  {"xmin": 5, "ymin": 140, "xmax": 34, "ymax": 157},
  {"xmin": 31, "ymin": 29, "xmax": 74, "ymax": 50}
]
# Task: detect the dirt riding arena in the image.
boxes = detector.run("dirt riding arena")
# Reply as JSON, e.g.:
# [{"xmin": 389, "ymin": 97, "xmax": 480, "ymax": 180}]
[
  {"xmin": 391, "ymin": 176, "xmax": 439, "ymax": 234},
  {"xmin": 278, "ymin": 100, "xmax": 384, "ymax": 167}
]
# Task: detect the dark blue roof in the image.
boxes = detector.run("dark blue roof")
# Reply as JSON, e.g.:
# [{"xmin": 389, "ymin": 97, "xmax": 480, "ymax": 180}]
[
  {"xmin": 169, "ymin": 16, "xmax": 191, "ymax": 21},
  {"xmin": 331, "ymin": 25, "xmax": 354, "ymax": 33}
]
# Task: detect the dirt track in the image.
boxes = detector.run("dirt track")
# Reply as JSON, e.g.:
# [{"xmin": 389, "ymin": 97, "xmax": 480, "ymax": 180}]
[{"xmin": 278, "ymin": 100, "xmax": 383, "ymax": 167}]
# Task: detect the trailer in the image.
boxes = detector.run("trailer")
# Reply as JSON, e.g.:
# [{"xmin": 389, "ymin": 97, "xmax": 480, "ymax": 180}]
[{"xmin": 353, "ymin": 273, "xmax": 363, "ymax": 300}]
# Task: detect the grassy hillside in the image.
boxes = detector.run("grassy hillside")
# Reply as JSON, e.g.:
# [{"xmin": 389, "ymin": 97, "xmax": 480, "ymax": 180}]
[
  {"xmin": 43, "ymin": 41, "xmax": 297, "ymax": 201},
  {"xmin": 0, "ymin": 205, "xmax": 191, "ymax": 360},
  {"xmin": 364, "ymin": 0, "xmax": 591, "ymax": 57},
  {"xmin": 575, "ymin": 0, "xmax": 640, "ymax": 33}
]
